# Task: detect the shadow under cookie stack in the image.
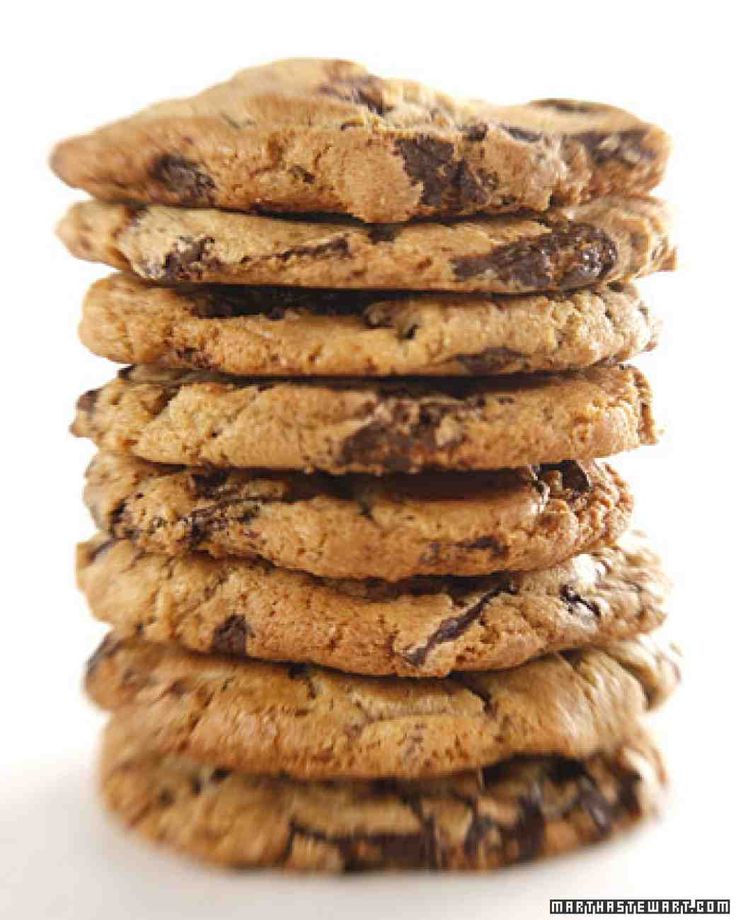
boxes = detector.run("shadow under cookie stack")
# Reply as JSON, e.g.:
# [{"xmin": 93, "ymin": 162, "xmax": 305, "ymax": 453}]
[{"xmin": 52, "ymin": 59, "xmax": 680, "ymax": 872}]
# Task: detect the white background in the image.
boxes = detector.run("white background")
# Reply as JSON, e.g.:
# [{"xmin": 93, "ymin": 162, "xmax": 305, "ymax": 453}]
[{"xmin": 2, "ymin": 1, "xmax": 735, "ymax": 917}]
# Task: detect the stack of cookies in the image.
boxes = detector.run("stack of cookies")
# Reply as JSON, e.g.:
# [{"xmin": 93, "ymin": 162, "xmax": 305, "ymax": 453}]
[{"xmin": 52, "ymin": 59, "xmax": 680, "ymax": 872}]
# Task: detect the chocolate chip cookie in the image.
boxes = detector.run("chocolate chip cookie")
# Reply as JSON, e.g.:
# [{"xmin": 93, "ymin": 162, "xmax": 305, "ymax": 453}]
[
  {"xmin": 72, "ymin": 365, "xmax": 658, "ymax": 475},
  {"xmin": 51, "ymin": 59, "xmax": 670, "ymax": 223},
  {"xmin": 80, "ymin": 273, "xmax": 658, "ymax": 377},
  {"xmin": 58, "ymin": 195, "xmax": 674, "ymax": 293},
  {"xmin": 83, "ymin": 452, "xmax": 632, "ymax": 580},
  {"xmin": 86, "ymin": 632, "xmax": 680, "ymax": 779},
  {"xmin": 78, "ymin": 531, "xmax": 667, "ymax": 677},
  {"xmin": 100, "ymin": 714, "xmax": 666, "ymax": 870}
]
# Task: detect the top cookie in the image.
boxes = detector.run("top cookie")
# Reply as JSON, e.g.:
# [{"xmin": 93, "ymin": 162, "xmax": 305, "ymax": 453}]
[
  {"xmin": 57, "ymin": 195, "xmax": 674, "ymax": 294},
  {"xmin": 50, "ymin": 59, "xmax": 670, "ymax": 222}
]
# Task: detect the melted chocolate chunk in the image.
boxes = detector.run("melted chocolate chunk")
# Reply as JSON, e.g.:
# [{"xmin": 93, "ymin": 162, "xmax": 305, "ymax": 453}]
[
  {"xmin": 462, "ymin": 123, "xmax": 489, "ymax": 142},
  {"xmin": 150, "ymin": 155, "xmax": 216, "ymax": 205},
  {"xmin": 189, "ymin": 469, "xmax": 230, "ymax": 499},
  {"xmin": 211, "ymin": 615, "xmax": 252, "ymax": 657},
  {"xmin": 85, "ymin": 635, "xmax": 121, "ymax": 679},
  {"xmin": 455, "ymin": 162, "xmax": 490, "ymax": 207},
  {"xmin": 576, "ymin": 777, "xmax": 614, "ymax": 836},
  {"xmin": 457, "ymin": 535, "xmax": 507, "ymax": 553},
  {"xmin": 209, "ymin": 768, "xmax": 231, "ymax": 783},
  {"xmin": 188, "ymin": 285, "xmax": 397, "ymax": 319},
  {"xmin": 463, "ymin": 811, "xmax": 495, "ymax": 858},
  {"xmin": 86, "ymin": 537, "xmax": 118, "ymax": 563},
  {"xmin": 512, "ymin": 793, "xmax": 545, "ymax": 861},
  {"xmin": 572, "ymin": 129, "xmax": 654, "ymax": 165},
  {"xmin": 76, "ymin": 388, "xmax": 100, "ymax": 414},
  {"xmin": 501, "ymin": 124, "xmax": 543, "ymax": 143},
  {"xmin": 532, "ymin": 99, "xmax": 608, "ymax": 114},
  {"xmin": 279, "ymin": 237, "xmax": 351, "ymax": 261},
  {"xmin": 395, "ymin": 136, "xmax": 492, "ymax": 210},
  {"xmin": 367, "ymin": 224, "xmax": 399, "ymax": 244},
  {"xmin": 338, "ymin": 399, "xmax": 466, "ymax": 472},
  {"xmin": 557, "ymin": 460, "xmax": 593, "ymax": 496},
  {"xmin": 290, "ymin": 819, "xmax": 440, "ymax": 870},
  {"xmin": 158, "ymin": 236, "xmax": 220, "ymax": 283},
  {"xmin": 319, "ymin": 75, "xmax": 391, "ymax": 115},
  {"xmin": 402, "ymin": 577, "xmax": 515, "ymax": 667},
  {"xmin": 560, "ymin": 584, "xmax": 601, "ymax": 619},
  {"xmin": 455, "ymin": 346, "xmax": 527, "ymax": 374},
  {"xmin": 452, "ymin": 223, "xmax": 618, "ymax": 289},
  {"xmin": 395, "ymin": 135, "xmax": 456, "ymax": 207},
  {"xmin": 171, "ymin": 346, "xmax": 214, "ymax": 370}
]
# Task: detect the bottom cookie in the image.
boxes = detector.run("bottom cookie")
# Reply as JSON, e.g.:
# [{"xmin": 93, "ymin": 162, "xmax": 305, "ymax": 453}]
[{"xmin": 100, "ymin": 716, "xmax": 665, "ymax": 872}]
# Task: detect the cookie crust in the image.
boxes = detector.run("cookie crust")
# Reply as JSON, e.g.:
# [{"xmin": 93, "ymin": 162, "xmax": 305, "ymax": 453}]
[
  {"xmin": 80, "ymin": 274, "xmax": 658, "ymax": 377},
  {"xmin": 85, "ymin": 633, "xmax": 680, "ymax": 779},
  {"xmin": 100, "ymin": 715, "xmax": 666, "ymax": 871},
  {"xmin": 72, "ymin": 365, "xmax": 658, "ymax": 475},
  {"xmin": 52, "ymin": 59, "xmax": 670, "ymax": 223}
]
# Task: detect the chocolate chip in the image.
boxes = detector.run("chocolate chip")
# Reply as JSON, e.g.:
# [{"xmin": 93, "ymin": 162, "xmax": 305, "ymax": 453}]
[
  {"xmin": 318, "ymin": 75, "xmax": 391, "ymax": 115},
  {"xmin": 290, "ymin": 819, "xmax": 440, "ymax": 870},
  {"xmin": 456, "ymin": 346, "xmax": 527, "ymax": 374},
  {"xmin": 560, "ymin": 584, "xmax": 601, "ymax": 619},
  {"xmin": 572, "ymin": 128, "xmax": 654, "ymax": 166},
  {"xmin": 189, "ymin": 285, "xmax": 391, "ymax": 319},
  {"xmin": 576, "ymin": 777, "xmax": 614, "ymax": 836},
  {"xmin": 86, "ymin": 537, "xmax": 117, "ymax": 563},
  {"xmin": 402, "ymin": 577, "xmax": 514, "ymax": 667},
  {"xmin": 457, "ymin": 536, "xmax": 507, "ymax": 553},
  {"xmin": 157, "ymin": 235, "xmax": 220, "ymax": 283},
  {"xmin": 189, "ymin": 469, "xmax": 229, "ymax": 499},
  {"xmin": 452, "ymin": 223, "xmax": 618, "ymax": 289},
  {"xmin": 166, "ymin": 678, "xmax": 188, "ymax": 696},
  {"xmin": 557, "ymin": 460, "xmax": 593, "ymax": 496},
  {"xmin": 531, "ymin": 99, "xmax": 607, "ymax": 114},
  {"xmin": 209, "ymin": 768, "xmax": 231, "ymax": 783},
  {"xmin": 76, "ymin": 388, "xmax": 99, "ymax": 414},
  {"xmin": 463, "ymin": 811, "xmax": 494, "ymax": 858},
  {"xmin": 454, "ymin": 161, "xmax": 490, "ymax": 207},
  {"xmin": 172, "ymin": 346, "xmax": 214, "ymax": 370},
  {"xmin": 276, "ymin": 237, "xmax": 350, "ymax": 261},
  {"xmin": 338, "ymin": 399, "xmax": 466, "ymax": 472},
  {"xmin": 512, "ymin": 794, "xmax": 545, "ymax": 861},
  {"xmin": 395, "ymin": 135, "xmax": 456, "ymax": 207},
  {"xmin": 501, "ymin": 124, "xmax": 543, "ymax": 143},
  {"xmin": 85, "ymin": 635, "xmax": 121, "ymax": 679},
  {"xmin": 462, "ymin": 123, "xmax": 488, "ymax": 142},
  {"xmin": 211, "ymin": 614, "xmax": 252, "ymax": 657},
  {"xmin": 150, "ymin": 154, "xmax": 216, "ymax": 205},
  {"xmin": 549, "ymin": 757, "xmax": 586, "ymax": 783},
  {"xmin": 394, "ymin": 137, "xmax": 494, "ymax": 211},
  {"xmin": 367, "ymin": 225, "xmax": 399, "ymax": 244},
  {"xmin": 288, "ymin": 164, "xmax": 316, "ymax": 184}
]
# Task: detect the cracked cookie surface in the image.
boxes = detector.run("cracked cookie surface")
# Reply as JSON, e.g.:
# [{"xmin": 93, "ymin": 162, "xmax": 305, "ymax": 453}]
[
  {"xmin": 78, "ymin": 531, "xmax": 666, "ymax": 677},
  {"xmin": 51, "ymin": 59, "xmax": 669, "ymax": 223},
  {"xmin": 72, "ymin": 365, "xmax": 658, "ymax": 475},
  {"xmin": 58, "ymin": 195, "xmax": 674, "ymax": 294},
  {"xmin": 80, "ymin": 274, "xmax": 658, "ymax": 377},
  {"xmin": 83, "ymin": 453, "xmax": 632, "ymax": 580},
  {"xmin": 86, "ymin": 632, "xmax": 679, "ymax": 779},
  {"xmin": 100, "ymin": 715, "xmax": 666, "ymax": 870}
]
